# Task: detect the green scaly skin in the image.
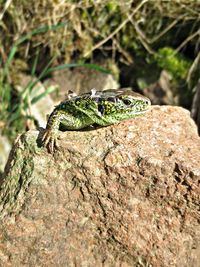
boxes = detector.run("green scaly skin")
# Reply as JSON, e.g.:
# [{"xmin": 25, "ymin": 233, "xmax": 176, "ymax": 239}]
[{"xmin": 42, "ymin": 89, "xmax": 151, "ymax": 153}]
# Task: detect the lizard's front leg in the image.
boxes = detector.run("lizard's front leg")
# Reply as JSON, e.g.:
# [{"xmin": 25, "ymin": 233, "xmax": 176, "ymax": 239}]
[{"xmin": 42, "ymin": 109, "xmax": 65, "ymax": 153}]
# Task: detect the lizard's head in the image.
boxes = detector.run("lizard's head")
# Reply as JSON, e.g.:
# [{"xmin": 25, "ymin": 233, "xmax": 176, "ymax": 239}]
[
  {"xmin": 90, "ymin": 89, "xmax": 151, "ymax": 121},
  {"xmin": 68, "ymin": 89, "xmax": 151, "ymax": 125}
]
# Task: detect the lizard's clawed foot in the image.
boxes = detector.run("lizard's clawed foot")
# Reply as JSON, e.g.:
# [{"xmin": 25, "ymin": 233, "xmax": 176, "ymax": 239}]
[{"xmin": 41, "ymin": 129, "xmax": 59, "ymax": 153}]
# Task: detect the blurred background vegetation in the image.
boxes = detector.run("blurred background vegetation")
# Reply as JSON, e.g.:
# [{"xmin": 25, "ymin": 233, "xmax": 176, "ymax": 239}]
[{"xmin": 0, "ymin": 0, "xmax": 200, "ymax": 144}]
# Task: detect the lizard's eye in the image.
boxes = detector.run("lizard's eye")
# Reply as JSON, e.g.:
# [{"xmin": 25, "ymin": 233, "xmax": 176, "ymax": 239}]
[{"xmin": 122, "ymin": 99, "xmax": 132, "ymax": 106}]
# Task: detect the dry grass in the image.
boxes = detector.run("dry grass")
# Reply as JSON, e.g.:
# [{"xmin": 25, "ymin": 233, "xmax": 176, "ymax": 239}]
[{"xmin": 0, "ymin": 0, "xmax": 199, "ymax": 65}]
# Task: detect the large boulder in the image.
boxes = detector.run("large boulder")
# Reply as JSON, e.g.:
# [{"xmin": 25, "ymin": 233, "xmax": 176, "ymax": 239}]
[{"xmin": 0, "ymin": 106, "xmax": 199, "ymax": 267}]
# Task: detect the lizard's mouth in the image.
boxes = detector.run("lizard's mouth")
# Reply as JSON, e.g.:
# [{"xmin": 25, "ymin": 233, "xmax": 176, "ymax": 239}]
[
  {"xmin": 129, "ymin": 106, "xmax": 150, "ymax": 115},
  {"xmin": 128, "ymin": 99, "xmax": 151, "ymax": 115}
]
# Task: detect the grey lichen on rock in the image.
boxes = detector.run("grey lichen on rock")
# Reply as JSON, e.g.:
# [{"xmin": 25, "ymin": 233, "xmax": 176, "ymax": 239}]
[
  {"xmin": 0, "ymin": 106, "xmax": 200, "ymax": 267},
  {"xmin": 0, "ymin": 131, "xmax": 38, "ymax": 219}
]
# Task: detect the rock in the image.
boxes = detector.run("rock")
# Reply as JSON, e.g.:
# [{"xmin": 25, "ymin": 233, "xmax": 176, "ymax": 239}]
[
  {"xmin": 0, "ymin": 106, "xmax": 199, "ymax": 267},
  {"xmin": 15, "ymin": 74, "xmax": 56, "ymax": 128},
  {"xmin": 0, "ymin": 134, "xmax": 11, "ymax": 175},
  {"xmin": 143, "ymin": 70, "xmax": 177, "ymax": 105},
  {"xmin": 44, "ymin": 67, "xmax": 119, "ymax": 100}
]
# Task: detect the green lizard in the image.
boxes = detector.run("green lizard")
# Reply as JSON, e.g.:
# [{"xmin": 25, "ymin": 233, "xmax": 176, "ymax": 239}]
[{"xmin": 42, "ymin": 89, "xmax": 151, "ymax": 152}]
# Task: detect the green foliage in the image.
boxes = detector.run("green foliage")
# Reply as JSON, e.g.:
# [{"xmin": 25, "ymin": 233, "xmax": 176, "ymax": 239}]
[
  {"xmin": 153, "ymin": 47, "xmax": 194, "ymax": 107},
  {"xmin": 1, "ymin": 0, "xmax": 199, "ymax": 63},
  {"xmin": 155, "ymin": 47, "xmax": 191, "ymax": 81},
  {"xmin": 0, "ymin": 21, "xmax": 110, "ymax": 140},
  {"xmin": 0, "ymin": 75, "xmax": 11, "ymax": 122}
]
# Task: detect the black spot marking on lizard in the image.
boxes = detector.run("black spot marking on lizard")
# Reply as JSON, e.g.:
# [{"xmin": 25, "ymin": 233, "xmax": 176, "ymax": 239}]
[
  {"xmin": 98, "ymin": 103, "xmax": 105, "ymax": 115},
  {"xmin": 107, "ymin": 97, "xmax": 117, "ymax": 103}
]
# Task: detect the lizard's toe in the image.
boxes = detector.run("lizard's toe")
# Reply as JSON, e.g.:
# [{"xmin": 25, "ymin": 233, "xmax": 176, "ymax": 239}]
[{"xmin": 42, "ymin": 129, "xmax": 58, "ymax": 153}]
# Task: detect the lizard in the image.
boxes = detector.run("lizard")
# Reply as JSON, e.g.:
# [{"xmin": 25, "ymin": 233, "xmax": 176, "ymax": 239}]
[{"xmin": 42, "ymin": 88, "xmax": 151, "ymax": 153}]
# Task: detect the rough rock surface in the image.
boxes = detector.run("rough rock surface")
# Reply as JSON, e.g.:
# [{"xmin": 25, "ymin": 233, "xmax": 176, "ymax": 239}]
[{"xmin": 0, "ymin": 106, "xmax": 199, "ymax": 267}]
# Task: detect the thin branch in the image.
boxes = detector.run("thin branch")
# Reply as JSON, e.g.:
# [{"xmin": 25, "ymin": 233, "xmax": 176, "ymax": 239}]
[
  {"xmin": 0, "ymin": 0, "xmax": 13, "ymax": 20},
  {"xmin": 150, "ymin": 18, "xmax": 180, "ymax": 43},
  {"xmin": 191, "ymin": 79, "xmax": 200, "ymax": 135},
  {"xmin": 186, "ymin": 51, "xmax": 200, "ymax": 87},
  {"xmin": 176, "ymin": 29, "xmax": 200, "ymax": 53},
  {"xmin": 83, "ymin": 0, "xmax": 148, "ymax": 58},
  {"xmin": 113, "ymin": 38, "xmax": 133, "ymax": 65},
  {"xmin": 129, "ymin": 17, "xmax": 155, "ymax": 55}
]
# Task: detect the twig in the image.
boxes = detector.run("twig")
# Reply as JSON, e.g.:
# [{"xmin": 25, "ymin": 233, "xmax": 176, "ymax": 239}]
[
  {"xmin": 191, "ymin": 79, "xmax": 200, "ymax": 134},
  {"xmin": 150, "ymin": 18, "xmax": 181, "ymax": 43},
  {"xmin": 186, "ymin": 51, "xmax": 200, "ymax": 87},
  {"xmin": 113, "ymin": 38, "xmax": 133, "ymax": 64},
  {"xmin": 0, "ymin": 0, "xmax": 13, "ymax": 20},
  {"xmin": 129, "ymin": 18, "xmax": 155, "ymax": 55},
  {"xmin": 176, "ymin": 29, "xmax": 200, "ymax": 53},
  {"xmin": 83, "ymin": 0, "xmax": 148, "ymax": 58}
]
